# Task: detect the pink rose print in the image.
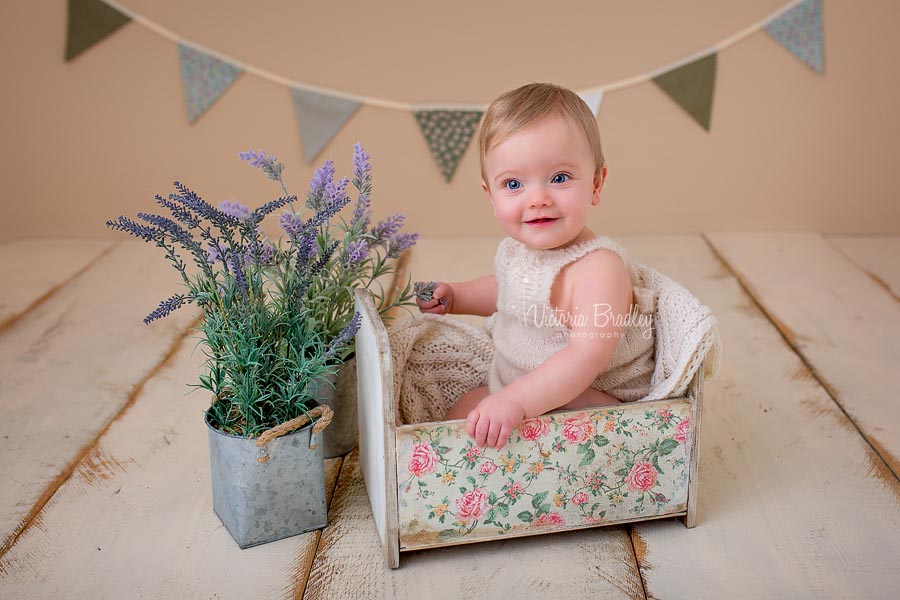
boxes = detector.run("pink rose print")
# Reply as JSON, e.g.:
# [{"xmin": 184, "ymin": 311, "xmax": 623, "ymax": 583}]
[
  {"xmin": 676, "ymin": 417, "xmax": 691, "ymax": 444},
  {"xmin": 656, "ymin": 407, "xmax": 673, "ymax": 425},
  {"xmin": 626, "ymin": 461, "xmax": 658, "ymax": 492},
  {"xmin": 519, "ymin": 417, "xmax": 550, "ymax": 441},
  {"xmin": 533, "ymin": 512, "xmax": 566, "ymax": 527},
  {"xmin": 572, "ymin": 491, "xmax": 589, "ymax": 505},
  {"xmin": 407, "ymin": 442, "xmax": 439, "ymax": 477},
  {"xmin": 465, "ymin": 446, "xmax": 483, "ymax": 461},
  {"xmin": 455, "ymin": 488, "xmax": 487, "ymax": 521},
  {"xmin": 505, "ymin": 482, "xmax": 524, "ymax": 501},
  {"xmin": 480, "ymin": 461, "xmax": 498, "ymax": 474},
  {"xmin": 562, "ymin": 417, "xmax": 594, "ymax": 444}
]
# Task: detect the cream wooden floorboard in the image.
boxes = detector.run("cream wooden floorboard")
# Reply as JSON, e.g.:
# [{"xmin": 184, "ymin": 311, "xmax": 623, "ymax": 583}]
[
  {"xmin": 305, "ymin": 450, "xmax": 645, "ymax": 600},
  {"xmin": 827, "ymin": 235, "xmax": 900, "ymax": 300},
  {"xmin": 621, "ymin": 234, "xmax": 900, "ymax": 599},
  {"xmin": 706, "ymin": 232, "xmax": 900, "ymax": 478},
  {"xmin": 0, "ymin": 334, "xmax": 344, "ymax": 599},
  {"xmin": 0, "ymin": 239, "xmax": 115, "ymax": 330},
  {"xmin": 0, "ymin": 241, "xmax": 196, "ymax": 553}
]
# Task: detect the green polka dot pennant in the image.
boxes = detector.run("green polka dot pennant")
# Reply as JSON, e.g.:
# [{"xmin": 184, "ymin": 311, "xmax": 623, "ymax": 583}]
[
  {"xmin": 65, "ymin": 0, "xmax": 131, "ymax": 62},
  {"xmin": 414, "ymin": 110, "xmax": 483, "ymax": 182},
  {"xmin": 178, "ymin": 43, "xmax": 243, "ymax": 124},
  {"xmin": 652, "ymin": 53, "xmax": 717, "ymax": 132}
]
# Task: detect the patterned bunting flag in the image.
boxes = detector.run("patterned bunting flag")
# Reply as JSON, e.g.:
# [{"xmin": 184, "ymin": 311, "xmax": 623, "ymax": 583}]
[
  {"xmin": 178, "ymin": 43, "xmax": 243, "ymax": 124},
  {"xmin": 291, "ymin": 88, "xmax": 363, "ymax": 163},
  {"xmin": 652, "ymin": 53, "xmax": 717, "ymax": 131},
  {"xmin": 578, "ymin": 91, "xmax": 605, "ymax": 116},
  {"xmin": 765, "ymin": 0, "xmax": 824, "ymax": 74},
  {"xmin": 414, "ymin": 110, "xmax": 483, "ymax": 182},
  {"xmin": 65, "ymin": 0, "xmax": 131, "ymax": 61}
]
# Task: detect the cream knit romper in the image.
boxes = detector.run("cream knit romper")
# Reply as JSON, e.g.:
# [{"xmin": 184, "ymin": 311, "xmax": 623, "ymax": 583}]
[{"xmin": 484, "ymin": 236, "xmax": 656, "ymax": 403}]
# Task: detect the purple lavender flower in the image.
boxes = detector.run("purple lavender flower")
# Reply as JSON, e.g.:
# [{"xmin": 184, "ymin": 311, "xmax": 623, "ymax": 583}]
[
  {"xmin": 279, "ymin": 212, "xmax": 304, "ymax": 237},
  {"xmin": 144, "ymin": 294, "xmax": 189, "ymax": 325},
  {"xmin": 306, "ymin": 160, "xmax": 336, "ymax": 211},
  {"xmin": 239, "ymin": 149, "xmax": 284, "ymax": 181},
  {"xmin": 372, "ymin": 214, "xmax": 405, "ymax": 246},
  {"xmin": 322, "ymin": 312, "xmax": 362, "ymax": 362},
  {"xmin": 346, "ymin": 240, "xmax": 368, "ymax": 265},
  {"xmin": 206, "ymin": 243, "xmax": 220, "ymax": 264},
  {"xmin": 219, "ymin": 200, "xmax": 252, "ymax": 221},
  {"xmin": 387, "ymin": 232, "xmax": 419, "ymax": 258},
  {"xmin": 352, "ymin": 143, "xmax": 371, "ymax": 184}
]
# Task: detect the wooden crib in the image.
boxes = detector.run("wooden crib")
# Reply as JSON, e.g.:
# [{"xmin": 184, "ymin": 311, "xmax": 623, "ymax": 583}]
[{"xmin": 353, "ymin": 289, "xmax": 704, "ymax": 569}]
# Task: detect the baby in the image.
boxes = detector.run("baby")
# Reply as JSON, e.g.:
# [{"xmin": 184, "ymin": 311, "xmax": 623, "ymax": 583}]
[{"xmin": 416, "ymin": 83, "xmax": 655, "ymax": 451}]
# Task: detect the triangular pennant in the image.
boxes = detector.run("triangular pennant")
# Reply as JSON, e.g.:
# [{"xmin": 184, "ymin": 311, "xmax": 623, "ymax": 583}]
[
  {"xmin": 414, "ymin": 110, "xmax": 483, "ymax": 182},
  {"xmin": 652, "ymin": 53, "xmax": 717, "ymax": 131},
  {"xmin": 578, "ymin": 91, "xmax": 605, "ymax": 116},
  {"xmin": 291, "ymin": 88, "xmax": 363, "ymax": 164},
  {"xmin": 764, "ymin": 0, "xmax": 824, "ymax": 74},
  {"xmin": 178, "ymin": 43, "xmax": 243, "ymax": 124},
  {"xmin": 65, "ymin": 0, "xmax": 131, "ymax": 61}
]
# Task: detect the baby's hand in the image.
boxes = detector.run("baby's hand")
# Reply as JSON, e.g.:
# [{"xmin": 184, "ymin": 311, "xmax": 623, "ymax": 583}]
[
  {"xmin": 414, "ymin": 280, "xmax": 453, "ymax": 315},
  {"xmin": 466, "ymin": 393, "xmax": 525, "ymax": 450}
]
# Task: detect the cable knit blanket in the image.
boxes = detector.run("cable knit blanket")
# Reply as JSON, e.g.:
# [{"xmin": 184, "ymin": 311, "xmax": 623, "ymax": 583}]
[{"xmin": 387, "ymin": 262, "xmax": 721, "ymax": 425}]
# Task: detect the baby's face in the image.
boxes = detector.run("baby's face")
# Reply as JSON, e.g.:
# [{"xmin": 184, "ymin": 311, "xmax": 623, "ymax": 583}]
[{"xmin": 481, "ymin": 114, "xmax": 604, "ymax": 250}]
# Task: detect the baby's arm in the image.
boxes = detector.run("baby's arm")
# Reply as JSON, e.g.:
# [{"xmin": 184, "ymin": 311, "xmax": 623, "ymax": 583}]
[
  {"xmin": 417, "ymin": 275, "xmax": 497, "ymax": 317},
  {"xmin": 468, "ymin": 251, "xmax": 632, "ymax": 448}
]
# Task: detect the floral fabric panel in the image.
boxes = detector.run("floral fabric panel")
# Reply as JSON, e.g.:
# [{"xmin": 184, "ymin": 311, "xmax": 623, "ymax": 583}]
[{"xmin": 397, "ymin": 400, "xmax": 692, "ymax": 549}]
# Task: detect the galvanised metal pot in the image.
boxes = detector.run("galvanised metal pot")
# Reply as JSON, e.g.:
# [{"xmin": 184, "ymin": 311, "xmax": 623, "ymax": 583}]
[{"xmin": 205, "ymin": 405, "xmax": 333, "ymax": 549}]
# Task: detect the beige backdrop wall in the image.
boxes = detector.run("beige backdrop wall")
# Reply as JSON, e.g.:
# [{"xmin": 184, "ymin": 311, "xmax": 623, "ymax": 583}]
[{"xmin": 1, "ymin": 0, "xmax": 898, "ymax": 243}]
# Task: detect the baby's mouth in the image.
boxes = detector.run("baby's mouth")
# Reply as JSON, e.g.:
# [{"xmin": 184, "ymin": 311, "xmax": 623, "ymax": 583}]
[{"xmin": 526, "ymin": 217, "xmax": 558, "ymax": 225}]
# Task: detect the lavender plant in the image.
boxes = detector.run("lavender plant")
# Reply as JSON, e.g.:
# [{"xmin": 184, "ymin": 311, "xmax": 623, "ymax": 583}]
[
  {"xmin": 106, "ymin": 161, "xmax": 362, "ymax": 438},
  {"xmin": 242, "ymin": 143, "xmax": 418, "ymax": 360}
]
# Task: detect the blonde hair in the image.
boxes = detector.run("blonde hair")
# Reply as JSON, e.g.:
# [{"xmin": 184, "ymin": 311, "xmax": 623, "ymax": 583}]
[{"xmin": 478, "ymin": 82, "xmax": 606, "ymax": 187}]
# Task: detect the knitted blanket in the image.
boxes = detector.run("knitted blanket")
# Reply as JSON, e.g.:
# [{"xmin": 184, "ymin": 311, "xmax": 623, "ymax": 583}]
[{"xmin": 387, "ymin": 262, "xmax": 721, "ymax": 425}]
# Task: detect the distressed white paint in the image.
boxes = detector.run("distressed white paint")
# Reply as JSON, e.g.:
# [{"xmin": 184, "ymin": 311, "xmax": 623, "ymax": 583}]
[
  {"xmin": 0, "ymin": 336, "xmax": 342, "ymax": 598},
  {"xmin": 0, "ymin": 239, "xmax": 114, "ymax": 329},
  {"xmin": 621, "ymin": 233, "xmax": 900, "ymax": 599},
  {"xmin": 706, "ymin": 232, "xmax": 900, "ymax": 477},
  {"xmin": 0, "ymin": 242, "xmax": 196, "ymax": 550},
  {"xmin": 828, "ymin": 235, "xmax": 900, "ymax": 299}
]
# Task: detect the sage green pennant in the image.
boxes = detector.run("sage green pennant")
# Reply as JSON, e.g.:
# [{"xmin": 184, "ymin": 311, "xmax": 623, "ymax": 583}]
[
  {"xmin": 65, "ymin": 0, "xmax": 131, "ymax": 61},
  {"xmin": 291, "ymin": 88, "xmax": 362, "ymax": 164},
  {"xmin": 414, "ymin": 110, "xmax": 483, "ymax": 182},
  {"xmin": 652, "ymin": 53, "xmax": 717, "ymax": 131}
]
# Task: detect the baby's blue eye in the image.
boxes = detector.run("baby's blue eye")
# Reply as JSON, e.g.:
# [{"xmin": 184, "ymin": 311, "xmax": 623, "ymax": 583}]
[
  {"xmin": 504, "ymin": 179, "xmax": 521, "ymax": 191},
  {"xmin": 551, "ymin": 173, "xmax": 570, "ymax": 184}
]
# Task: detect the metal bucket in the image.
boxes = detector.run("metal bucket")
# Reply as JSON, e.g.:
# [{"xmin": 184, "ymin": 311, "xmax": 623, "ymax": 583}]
[
  {"xmin": 205, "ymin": 408, "xmax": 328, "ymax": 549},
  {"xmin": 308, "ymin": 357, "xmax": 358, "ymax": 458}
]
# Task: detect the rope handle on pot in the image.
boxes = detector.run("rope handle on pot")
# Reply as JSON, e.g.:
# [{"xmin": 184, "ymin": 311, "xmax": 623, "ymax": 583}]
[{"xmin": 255, "ymin": 405, "xmax": 333, "ymax": 451}]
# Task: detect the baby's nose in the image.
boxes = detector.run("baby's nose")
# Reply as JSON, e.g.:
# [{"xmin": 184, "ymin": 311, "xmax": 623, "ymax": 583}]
[{"xmin": 528, "ymin": 189, "xmax": 552, "ymax": 208}]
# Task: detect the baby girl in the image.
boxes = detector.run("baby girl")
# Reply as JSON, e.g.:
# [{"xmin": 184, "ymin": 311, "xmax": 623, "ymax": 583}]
[{"xmin": 416, "ymin": 83, "xmax": 655, "ymax": 451}]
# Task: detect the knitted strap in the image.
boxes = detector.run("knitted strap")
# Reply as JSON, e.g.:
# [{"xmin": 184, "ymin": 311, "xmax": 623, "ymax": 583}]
[{"xmin": 255, "ymin": 405, "xmax": 333, "ymax": 448}]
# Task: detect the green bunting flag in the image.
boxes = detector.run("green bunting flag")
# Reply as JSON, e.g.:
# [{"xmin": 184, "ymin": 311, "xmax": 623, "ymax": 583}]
[
  {"xmin": 178, "ymin": 43, "xmax": 243, "ymax": 124},
  {"xmin": 765, "ymin": 0, "xmax": 824, "ymax": 74},
  {"xmin": 414, "ymin": 110, "xmax": 483, "ymax": 182},
  {"xmin": 291, "ymin": 88, "xmax": 363, "ymax": 164},
  {"xmin": 65, "ymin": 0, "xmax": 131, "ymax": 61},
  {"xmin": 652, "ymin": 53, "xmax": 717, "ymax": 131}
]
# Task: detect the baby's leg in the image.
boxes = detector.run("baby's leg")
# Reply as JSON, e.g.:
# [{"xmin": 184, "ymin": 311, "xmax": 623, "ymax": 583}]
[
  {"xmin": 555, "ymin": 388, "xmax": 621, "ymax": 412},
  {"xmin": 445, "ymin": 386, "xmax": 490, "ymax": 420}
]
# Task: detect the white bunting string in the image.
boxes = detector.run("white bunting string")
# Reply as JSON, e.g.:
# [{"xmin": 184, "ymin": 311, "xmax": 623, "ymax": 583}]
[{"xmin": 99, "ymin": 0, "xmax": 807, "ymax": 111}]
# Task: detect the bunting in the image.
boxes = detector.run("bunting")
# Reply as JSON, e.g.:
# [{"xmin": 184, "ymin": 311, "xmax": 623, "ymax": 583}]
[
  {"xmin": 65, "ymin": 0, "xmax": 826, "ymax": 182},
  {"xmin": 578, "ymin": 91, "xmax": 605, "ymax": 116},
  {"xmin": 65, "ymin": 0, "xmax": 130, "ymax": 62},
  {"xmin": 178, "ymin": 43, "xmax": 243, "ymax": 124},
  {"xmin": 291, "ymin": 88, "xmax": 363, "ymax": 164},
  {"xmin": 652, "ymin": 54, "xmax": 718, "ymax": 132},
  {"xmin": 414, "ymin": 111, "xmax": 483, "ymax": 182},
  {"xmin": 765, "ymin": 0, "xmax": 824, "ymax": 74}
]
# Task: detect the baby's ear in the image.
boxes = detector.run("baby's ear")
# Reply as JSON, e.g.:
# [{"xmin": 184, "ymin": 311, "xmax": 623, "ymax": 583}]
[{"xmin": 592, "ymin": 167, "xmax": 607, "ymax": 206}]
